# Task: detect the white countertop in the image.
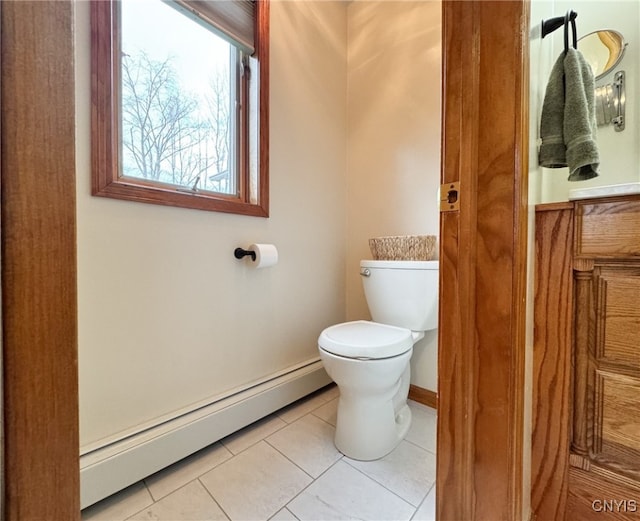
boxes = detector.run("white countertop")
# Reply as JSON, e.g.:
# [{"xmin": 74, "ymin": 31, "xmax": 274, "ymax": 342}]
[{"xmin": 568, "ymin": 182, "xmax": 640, "ymax": 200}]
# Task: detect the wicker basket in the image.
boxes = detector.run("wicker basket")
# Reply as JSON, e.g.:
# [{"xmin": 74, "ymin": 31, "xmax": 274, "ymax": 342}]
[{"xmin": 368, "ymin": 235, "xmax": 437, "ymax": 261}]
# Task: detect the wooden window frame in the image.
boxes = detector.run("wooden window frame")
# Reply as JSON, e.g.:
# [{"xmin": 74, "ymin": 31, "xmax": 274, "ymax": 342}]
[{"xmin": 91, "ymin": 0, "xmax": 270, "ymax": 217}]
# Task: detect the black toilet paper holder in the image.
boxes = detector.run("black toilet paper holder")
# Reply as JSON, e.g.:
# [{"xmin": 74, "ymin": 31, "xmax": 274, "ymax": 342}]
[{"xmin": 234, "ymin": 247, "xmax": 256, "ymax": 261}]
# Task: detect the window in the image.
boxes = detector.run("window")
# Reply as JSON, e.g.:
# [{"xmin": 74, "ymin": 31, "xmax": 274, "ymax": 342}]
[{"xmin": 91, "ymin": 0, "xmax": 269, "ymax": 216}]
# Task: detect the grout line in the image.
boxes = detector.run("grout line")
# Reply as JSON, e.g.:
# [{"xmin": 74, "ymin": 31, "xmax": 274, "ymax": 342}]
[
  {"xmin": 282, "ymin": 456, "xmax": 347, "ymax": 513},
  {"xmin": 220, "ymin": 415, "xmax": 289, "ymax": 456},
  {"xmin": 267, "ymin": 506, "xmax": 301, "ymax": 521},
  {"xmin": 263, "ymin": 435, "xmax": 321, "ymax": 481},
  {"xmin": 123, "ymin": 481, "xmax": 192, "ymax": 521},
  {"xmin": 263, "ymin": 413, "xmax": 344, "ymax": 479},
  {"xmin": 143, "ymin": 443, "xmax": 234, "ymax": 503},
  {"xmin": 310, "ymin": 413, "xmax": 337, "ymax": 429},
  {"xmin": 83, "ymin": 481, "xmax": 154, "ymax": 521},
  {"xmin": 310, "ymin": 403, "xmax": 337, "ymax": 428},
  {"xmin": 341, "ymin": 455, "xmax": 423, "ymax": 510},
  {"xmin": 403, "ymin": 436, "xmax": 437, "ymax": 455},
  {"xmin": 276, "ymin": 386, "xmax": 338, "ymax": 424},
  {"xmin": 198, "ymin": 477, "xmax": 233, "ymax": 521},
  {"xmin": 410, "ymin": 482, "xmax": 436, "ymax": 521}
]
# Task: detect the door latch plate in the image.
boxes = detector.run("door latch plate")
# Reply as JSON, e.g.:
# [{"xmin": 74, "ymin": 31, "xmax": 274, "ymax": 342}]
[{"xmin": 440, "ymin": 182, "xmax": 460, "ymax": 212}]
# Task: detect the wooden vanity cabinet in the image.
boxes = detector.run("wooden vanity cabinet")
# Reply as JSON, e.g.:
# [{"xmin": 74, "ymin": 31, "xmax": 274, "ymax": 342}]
[{"xmin": 533, "ymin": 195, "xmax": 640, "ymax": 521}]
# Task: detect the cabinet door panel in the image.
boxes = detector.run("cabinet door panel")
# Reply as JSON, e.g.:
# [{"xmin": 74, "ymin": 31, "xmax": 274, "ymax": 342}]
[
  {"xmin": 596, "ymin": 269, "xmax": 640, "ymax": 368},
  {"xmin": 594, "ymin": 370, "xmax": 640, "ymax": 481}
]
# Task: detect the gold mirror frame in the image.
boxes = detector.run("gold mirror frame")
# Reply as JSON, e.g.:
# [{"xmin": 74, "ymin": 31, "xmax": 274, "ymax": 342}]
[{"xmin": 578, "ymin": 29, "xmax": 627, "ymax": 80}]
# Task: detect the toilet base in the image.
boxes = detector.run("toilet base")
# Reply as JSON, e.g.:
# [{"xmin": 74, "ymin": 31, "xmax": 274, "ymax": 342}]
[
  {"xmin": 325, "ymin": 354, "xmax": 412, "ymax": 461},
  {"xmin": 318, "ymin": 346, "xmax": 413, "ymax": 460},
  {"xmin": 335, "ymin": 399, "xmax": 412, "ymax": 461}
]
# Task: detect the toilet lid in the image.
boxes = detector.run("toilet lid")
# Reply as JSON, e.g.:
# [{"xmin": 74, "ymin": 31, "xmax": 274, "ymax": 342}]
[{"xmin": 318, "ymin": 320, "xmax": 413, "ymax": 359}]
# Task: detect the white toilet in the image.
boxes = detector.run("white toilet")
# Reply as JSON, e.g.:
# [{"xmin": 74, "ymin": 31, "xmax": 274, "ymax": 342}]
[{"xmin": 318, "ymin": 259, "xmax": 439, "ymax": 461}]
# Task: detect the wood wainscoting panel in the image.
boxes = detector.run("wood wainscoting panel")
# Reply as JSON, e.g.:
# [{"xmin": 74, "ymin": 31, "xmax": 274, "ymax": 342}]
[
  {"xmin": 531, "ymin": 204, "xmax": 574, "ymax": 521},
  {"xmin": 534, "ymin": 197, "xmax": 640, "ymax": 521}
]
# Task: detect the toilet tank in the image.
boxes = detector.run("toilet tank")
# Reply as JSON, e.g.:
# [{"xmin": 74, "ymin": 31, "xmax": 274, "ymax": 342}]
[{"xmin": 360, "ymin": 260, "xmax": 439, "ymax": 332}]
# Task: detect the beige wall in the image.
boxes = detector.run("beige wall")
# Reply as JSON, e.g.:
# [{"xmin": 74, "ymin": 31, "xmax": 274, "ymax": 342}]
[
  {"xmin": 78, "ymin": 0, "xmax": 444, "ymax": 447},
  {"xmin": 76, "ymin": 1, "xmax": 348, "ymax": 447},
  {"xmin": 346, "ymin": 1, "xmax": 442, "ymax": 391},
  {"xmin": 534, "ymin": 0, "xmax": 640, "ymax": 203}
]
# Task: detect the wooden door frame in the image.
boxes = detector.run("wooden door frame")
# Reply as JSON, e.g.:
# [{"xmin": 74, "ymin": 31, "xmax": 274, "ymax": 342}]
[
  {"xmin": 1, "ymin": 1, "xmax": 80, "ymax": 519},
  {"xmin": 1, "ymin": 1, "xmax": 530, "ymax": 519},
  {"xmin": 437, "ymin": 2, "xmax": 530, "ymax": 520}
]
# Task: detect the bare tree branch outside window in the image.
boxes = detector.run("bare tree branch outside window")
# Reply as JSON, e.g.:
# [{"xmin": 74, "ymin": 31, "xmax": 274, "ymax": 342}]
[{"xmin": 120, "ymin": 51, "xmax": 233, "ymax": 194}]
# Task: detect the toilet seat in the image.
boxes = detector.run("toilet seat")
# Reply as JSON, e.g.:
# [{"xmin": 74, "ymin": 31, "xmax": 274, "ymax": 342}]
[{"xmin": 318, "ymin": 320, "xmax": 413, "ymax": 360}]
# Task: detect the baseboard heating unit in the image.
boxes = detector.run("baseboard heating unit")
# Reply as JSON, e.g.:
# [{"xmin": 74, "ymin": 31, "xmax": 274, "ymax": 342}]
[{"xmin": 80, "ymin": 359, "xmax": 331, "ymax": 508}]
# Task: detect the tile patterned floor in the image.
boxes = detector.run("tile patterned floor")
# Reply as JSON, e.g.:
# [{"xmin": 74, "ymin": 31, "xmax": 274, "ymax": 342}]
[{"xmin": 82, "ymin": 385, "xmax": 437, "ymax": 521}]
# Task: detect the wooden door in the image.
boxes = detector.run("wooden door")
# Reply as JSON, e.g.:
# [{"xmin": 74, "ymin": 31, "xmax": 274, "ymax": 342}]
[{"xmin": 438, "ymin": 2, "xmax": 530, "ymax": 520}]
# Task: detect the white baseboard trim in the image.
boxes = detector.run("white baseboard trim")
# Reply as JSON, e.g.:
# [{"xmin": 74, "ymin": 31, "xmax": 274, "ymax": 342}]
[{"xmin": 80, "ymin": 359, "xmax": 331, "ymax": 509}]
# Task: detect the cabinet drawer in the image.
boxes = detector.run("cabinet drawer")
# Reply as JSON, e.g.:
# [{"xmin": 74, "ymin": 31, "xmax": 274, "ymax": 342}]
[{"xmin": 576, "ymin": 198, "xmax": 640, "ymax": 257}]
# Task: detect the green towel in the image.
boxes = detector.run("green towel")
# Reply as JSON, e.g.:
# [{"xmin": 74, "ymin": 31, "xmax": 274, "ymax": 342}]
[
  {"xmin": 539, "ymin": 54, "xmax": 566, "ymax": 168},
  {"xmin": 539, "ymin": 48, "xmax": 599, "ymax": 181}
]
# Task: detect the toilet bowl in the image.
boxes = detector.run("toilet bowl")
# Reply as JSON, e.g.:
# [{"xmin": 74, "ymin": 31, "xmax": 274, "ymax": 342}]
[
  {"xmin": 319, "ymin": 321, "xmax": 419, "ymax": 460},
  {"xmin": 318, "ymin": 259, "xmax": 439, "ymax": 461}
]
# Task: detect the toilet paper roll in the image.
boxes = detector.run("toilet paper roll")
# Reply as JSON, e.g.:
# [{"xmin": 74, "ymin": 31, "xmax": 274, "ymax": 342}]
[{"xmin": 249, "ymin": 243, "xmax": 278, "ymax": 269}]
